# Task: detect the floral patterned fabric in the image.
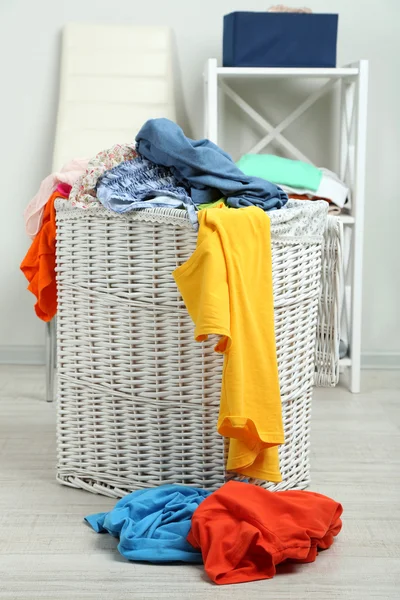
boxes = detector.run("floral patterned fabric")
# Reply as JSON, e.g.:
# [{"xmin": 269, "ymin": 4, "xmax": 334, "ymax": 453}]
[{"xmin": 69, "ymin": 144, "xmax": 138, "ymax": 209}]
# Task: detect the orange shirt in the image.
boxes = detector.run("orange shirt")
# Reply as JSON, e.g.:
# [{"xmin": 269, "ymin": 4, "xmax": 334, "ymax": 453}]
[
  {"xmin": 188, "ymin": 481, "xmax": 343, "ymax": 585},
  {"xmin": 20, "ymin": 190, "xmax": 67, "ymax": 321}
]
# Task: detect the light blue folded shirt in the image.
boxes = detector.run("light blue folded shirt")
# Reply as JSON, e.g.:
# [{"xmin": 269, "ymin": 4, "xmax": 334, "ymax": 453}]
[{"xmin": 236, "ymin": 154, "xmax": 322, "ymax": 191}]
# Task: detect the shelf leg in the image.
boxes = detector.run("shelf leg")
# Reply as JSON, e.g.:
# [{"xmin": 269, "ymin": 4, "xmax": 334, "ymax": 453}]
[{"xmin": 349, "ymin": 61, "xmax": 368, "ymax": 393}]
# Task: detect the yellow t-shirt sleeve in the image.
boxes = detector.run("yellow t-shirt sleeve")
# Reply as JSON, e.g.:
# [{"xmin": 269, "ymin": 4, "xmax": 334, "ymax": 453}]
[{"xmin": 173, "ymin": 228, "xmax": 231, "ymax": 348}]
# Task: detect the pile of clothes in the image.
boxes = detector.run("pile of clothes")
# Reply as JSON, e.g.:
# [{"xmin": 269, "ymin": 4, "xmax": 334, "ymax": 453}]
[
  {"xmin": 21, "ymin": 122, "xmax": 343, "ymax": 585},
  {"xmin": 21, "ymin": 118, "xmax": 288, "ymax": 322},
  {"xmin": 85, "ymin": 481, "xmax": 343, "ymax": 585}
]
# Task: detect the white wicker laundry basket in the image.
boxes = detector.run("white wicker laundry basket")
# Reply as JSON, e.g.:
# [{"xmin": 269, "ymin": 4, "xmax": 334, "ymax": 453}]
[{"xmin": 55, "ymin": 200, "xmax": 326, "ymax": 498}]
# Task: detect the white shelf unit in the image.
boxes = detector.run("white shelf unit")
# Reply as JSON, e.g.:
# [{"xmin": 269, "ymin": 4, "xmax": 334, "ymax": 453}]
[{"xmin": 203, "ymin": 58, "xmax": 368, "ymax": 393}]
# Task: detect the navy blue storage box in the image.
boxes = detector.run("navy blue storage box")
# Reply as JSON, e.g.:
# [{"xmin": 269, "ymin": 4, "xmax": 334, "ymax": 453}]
[{"xmin": 223, "ymin": 12, "xmax": 338, "ymax": 68}]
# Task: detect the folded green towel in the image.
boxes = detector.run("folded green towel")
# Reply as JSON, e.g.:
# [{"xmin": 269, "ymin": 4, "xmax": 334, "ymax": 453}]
[{"xmin": 236, "ymin": 154, "xmax": 322, "ymax": 192}]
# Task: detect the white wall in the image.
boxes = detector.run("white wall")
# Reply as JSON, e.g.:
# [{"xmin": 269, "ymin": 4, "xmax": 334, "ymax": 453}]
[{"xmin": 0, "ymin": 0, "xmax": 399, "ymax": 364}]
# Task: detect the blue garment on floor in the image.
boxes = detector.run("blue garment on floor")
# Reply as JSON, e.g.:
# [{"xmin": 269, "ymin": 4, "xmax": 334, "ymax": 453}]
[
  {"xmin": 96, "ymin": 156, "xmax": 199, "ymax": 229},
  {"xmin": 136, "ymin": 118, "xmax": 288, "ymax": 211},
  {"xmin": 85, "ymin": 484, "xmax": 211, "ymax": 564}
]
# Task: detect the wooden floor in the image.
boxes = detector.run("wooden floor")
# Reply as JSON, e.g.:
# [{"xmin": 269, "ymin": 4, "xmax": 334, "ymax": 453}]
[{"xmin": 0, "ymin": 366, "xmax": 399, "ymax": 599}]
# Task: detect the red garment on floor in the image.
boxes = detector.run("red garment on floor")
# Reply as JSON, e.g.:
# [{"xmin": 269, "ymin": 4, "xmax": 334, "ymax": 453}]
[
  {"xmin": 20, "ymin": 190, "xmax": 67, "ymax": 321},
  {"xmin": 187, "ymin": 481, "xmax": 343, "ymax": 585}
]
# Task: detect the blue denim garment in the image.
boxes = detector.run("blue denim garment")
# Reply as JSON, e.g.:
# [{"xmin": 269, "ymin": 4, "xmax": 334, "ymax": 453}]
[
  {"xmin": 85, "ymin": 484, "xmax": 211, "ymax": 564},
  {"xmin": 96, "ymin": 156, "xmax": 199, "ymax": 229},
  {"xmin": 136, "ymin": 118, "xmax": 288, "ymax": 211}
]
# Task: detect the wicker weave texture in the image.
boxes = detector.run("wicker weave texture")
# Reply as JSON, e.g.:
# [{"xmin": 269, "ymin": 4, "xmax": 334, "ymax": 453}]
[
  {"xmin": 314, "ymin": 216, "xmax": 343, "ymax": 387},
  {"xmin": 56, "ymin": 208, "xmax": 322, "ymax": 497}
]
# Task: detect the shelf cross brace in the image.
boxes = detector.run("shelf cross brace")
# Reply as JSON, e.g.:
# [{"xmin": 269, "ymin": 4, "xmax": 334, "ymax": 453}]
[{"xmin": 220, "ymin": 77, "xmax": 339, "ymax": 163}]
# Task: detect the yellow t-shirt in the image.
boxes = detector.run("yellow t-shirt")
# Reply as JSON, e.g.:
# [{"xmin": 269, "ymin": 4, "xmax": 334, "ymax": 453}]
[{"xmin": 173, "ymin": 204, "xmax": 284, "ymax": 482}]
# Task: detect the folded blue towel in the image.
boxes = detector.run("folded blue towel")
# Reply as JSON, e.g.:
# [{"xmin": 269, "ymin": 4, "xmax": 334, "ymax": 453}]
[
  {"xmin": 136, "ymin": 118, "xmax": 288, "ymax": 211},
  {"xmin": 85, "ymin": 484, "xmax": 211, "ymax": 564}
]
